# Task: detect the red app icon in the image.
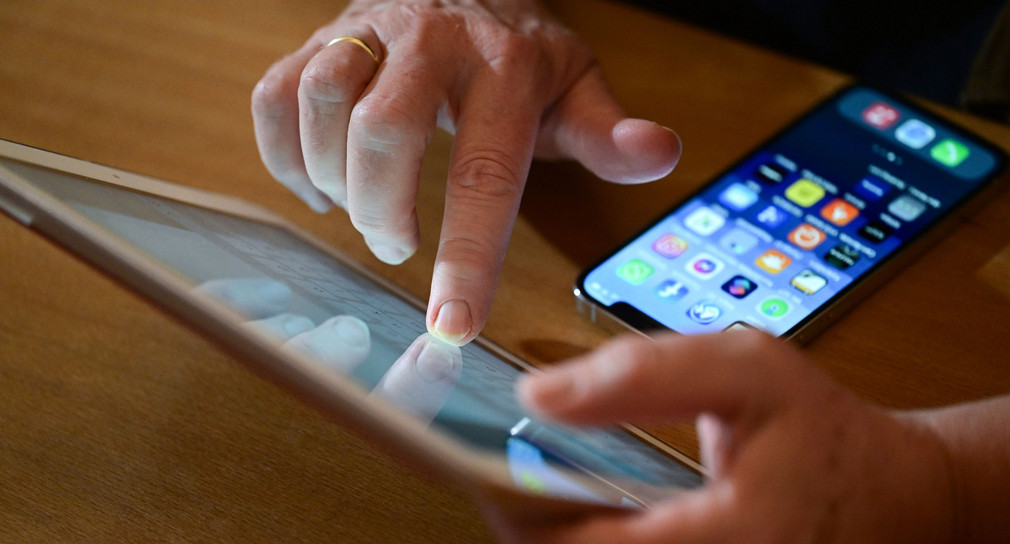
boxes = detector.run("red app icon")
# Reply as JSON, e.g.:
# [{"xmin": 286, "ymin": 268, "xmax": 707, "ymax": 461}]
[
  {"xmin": 788, "ymin": 223, "xmax": 826, "ymax": 250},
  {"xmin": 862, "ymin": 102, "xmax": 900, "ymax": 129},
  {"xmin": 820, "ymin": 198, "xmax": 860, "ymax": 226}
]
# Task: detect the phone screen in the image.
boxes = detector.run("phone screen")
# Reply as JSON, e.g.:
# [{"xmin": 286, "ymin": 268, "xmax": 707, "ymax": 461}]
[{"xmin": 577, "ymin": 86, "xmax": 1006, "ymax": 338}]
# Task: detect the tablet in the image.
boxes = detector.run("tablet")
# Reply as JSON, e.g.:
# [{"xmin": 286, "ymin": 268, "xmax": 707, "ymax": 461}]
[{"xmin": 0, "ymin": 139, "xmax": 702, "ymax": 516}]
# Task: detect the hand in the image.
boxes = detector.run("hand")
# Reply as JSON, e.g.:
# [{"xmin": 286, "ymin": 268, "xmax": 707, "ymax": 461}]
[
  {"xmin": 251, "ymin": 0, "xmax": 682, "ymax": 345},
  {"xmin": 196, "ymin": 278, "xmax": 461, "ymax": 425},
  {"xmin": 483, "ymin": 331, "xmax": 958, "ymax": 543}
]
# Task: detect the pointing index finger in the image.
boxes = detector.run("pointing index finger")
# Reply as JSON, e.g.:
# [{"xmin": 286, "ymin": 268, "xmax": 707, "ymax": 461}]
[{"xmin": 426, "ymin": 77, "xmax": 542, "ymax": 345}]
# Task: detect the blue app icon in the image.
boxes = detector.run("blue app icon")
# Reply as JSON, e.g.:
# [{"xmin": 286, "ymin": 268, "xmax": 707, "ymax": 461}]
[
  {"xmin": 755, "ymin": 205, "xmax": 789, "ymax": 229},
  {"xmin": 687, "ymin": 300, "xmax": 723, "ymax": 325},
  {"xmin": 655, "ymin": 280, "xmax": 690, "ymax": 302},
  {"xmin": 718, "ymin": 183, "xmax": 759, "ymax": 211}
]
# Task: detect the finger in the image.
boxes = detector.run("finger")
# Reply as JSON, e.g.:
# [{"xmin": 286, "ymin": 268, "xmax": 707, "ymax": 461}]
[
  {"xmin": 344, "ymin": 55, "xmax": 443, "ymax": 265},
  {"xmin": 252, "ymin": 43, "xmax": 334, "ymax": 213},
  {"xmin": 195, "ymin": 277, "xmax": 292, "ymax": 319},
  {"xmin": 425, "ymin": 78, "xmax": 541, "ymax": 345},
  {"xmin": 298, "ymin": 33, "xmax": 382, "ymax": 207},
  {"xmin": 517, "ymin": 330, "xmax": 815, "ymax": 426},
  {"xmin": 370, "ymin": 333, "xmax": 462, "ymax": 424},
  {"xmin": 283, "ymin": 315, "xmax": 371, "ymax": 373},
  {"xmin": 243, "ymin": 313, "xmax": 316, "ymax": 341},
  {"xmin": 697, "ymin": 412, "xmax": 734, "ymax": 478},
  {"xmin": 539, "ymin": 66, "xmax": 682, "ymax": 184}
]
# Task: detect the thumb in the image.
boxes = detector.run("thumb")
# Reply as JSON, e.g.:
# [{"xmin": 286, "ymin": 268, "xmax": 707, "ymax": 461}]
[
  {"xmin": 538, "ymin": 66, "xmax": 682, "ymax": 184},
  {"xmin": 516, "ymin": 331, "xmax": 813, "ymax": 427}
]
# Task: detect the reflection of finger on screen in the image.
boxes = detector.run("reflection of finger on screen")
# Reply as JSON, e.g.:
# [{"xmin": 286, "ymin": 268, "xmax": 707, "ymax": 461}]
[
  {"xmin": 372, "ymin": 334, "xmax": 462, "ymax": 424},
  {"xmin": 196, "ymin": 277, "xmax": 292, "ymax": 319},
  {"xmin": 283, "ymin": 315, "xmax": 371, "ymax": 373},
  {"xmin": 243, "ymin": 313, "xmax": 315, "ymax": 341}
]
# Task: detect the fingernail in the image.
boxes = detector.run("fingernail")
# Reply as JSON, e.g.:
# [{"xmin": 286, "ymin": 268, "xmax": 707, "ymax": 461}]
[
  {"xmin": 415, "ymin": 341, "xmax": 460, "ymax": 383},
  {"xmin": 368, "ymin": 242, "xmax": 411, "ymax": 265},
  {"xmin": 430, "ymin": 299, "xmax": 472, "ymax": 345},
  {"xmin": 332, "ymin": 315, "xmax": 370, "ymax": 348}
]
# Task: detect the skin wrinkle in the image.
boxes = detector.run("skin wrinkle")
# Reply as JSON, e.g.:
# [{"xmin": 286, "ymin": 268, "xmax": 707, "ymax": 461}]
[{"xmin": 450, "ymin": 146, "xmax": 526, "ymax": 197}]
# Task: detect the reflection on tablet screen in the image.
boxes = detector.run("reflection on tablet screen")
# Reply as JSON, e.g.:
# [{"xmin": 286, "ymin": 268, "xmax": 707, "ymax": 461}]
[{"xmin": 2, "ymin": 158, "xmax": 702, "ymax": 505}]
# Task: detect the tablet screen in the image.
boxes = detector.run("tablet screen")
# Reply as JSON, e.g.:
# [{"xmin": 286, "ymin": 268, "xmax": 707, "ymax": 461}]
[{"xmin": 2, "ymin": 157, "xmax": 701, "ymax": 505}]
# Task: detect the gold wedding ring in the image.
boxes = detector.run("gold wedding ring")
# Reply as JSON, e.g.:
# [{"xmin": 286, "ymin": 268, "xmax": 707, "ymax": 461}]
[{"xmin": 325, "ymin": 36, "xmax": 381, "ymax": 65}]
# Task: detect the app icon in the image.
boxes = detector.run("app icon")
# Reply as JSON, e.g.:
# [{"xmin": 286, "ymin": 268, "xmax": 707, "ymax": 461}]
[
  {"xmin": 652, "ymin": 233, "xmax": 689, "ymax": 258},
  {"xmin": 655, "ymin": 280, "xmax": 690, "ymax": 302},
  {"xmin": 820, "ymin": 198, "xmax": 860, "ymax": 226},
  {"xmin": 854, "ymin": 176, "xmax": 891, "ymax": 202},
  {"xmin": 684, "ymin": 206, "xmax": 726, "ymax": 236},
  {"xmin": 825, "ymin": 244, "xmax": 862, "ymax": 270},
  {"xmin": 931, "ymin": 139, "xmax": 970, "ymax": 167},
  {"xmin": 785, "ymin": 179, "xmax": 826, "ymax": 208},
  {"xmin": 858, "ymin": 219, "xmax": 894, "ymax": 243},
  {"xmin": 755, "ymin": 162, "xmax": 788, "ymax": 184},
  {"xmin": 895, "ymin": 119, "xmax": 935, "ymax": 149},
  {"xmin": 788, "ymin": 223, "xmax": 827, "ymax": 250},
  {"xmin": 687, "ymin": 300, "xmax": 723, "ymax": 325},
  {"xmin": 888, "ymin": 194, "xmax": 927, "ymax": 222},
  {"xmin": 791, "ymin": 269, "xmax": 827, "ymax": 295},
  {"xmin": 861, "ymin": 101, "xmax": 900, "ymax": 129},
  {"xmin": 718, "ymin": 182, "xmax": 759, "ymax": 211},
  {"xmin": 755, "ymin": 249, "xmax": 793, "ymax": 274},
  {"xmin": 686, "ymin": 253, "xmax": 724, "ymax": 279},
  {"xmin": 719, "ymin": 228, "xmax": 759, "ymax": 254},
  {"xmin": 758, "ymin": 297, "xmax": 790, "ymax": 320},
  {"xmin": 722, "ymin": 275, "xmax": 758, "ymax": 299},
  {"xmin": 755, "ymin": 204, "xmax": 789, "ymax": 229},
  {"xmin": 617, "ymin": 259, "xmax": 654, "ymax": 284}
]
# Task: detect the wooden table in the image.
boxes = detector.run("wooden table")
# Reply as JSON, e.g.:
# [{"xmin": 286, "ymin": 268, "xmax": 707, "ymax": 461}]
[{"xmin": 2, "ymin": 0, "xmax": 1008, "ymax": 541}]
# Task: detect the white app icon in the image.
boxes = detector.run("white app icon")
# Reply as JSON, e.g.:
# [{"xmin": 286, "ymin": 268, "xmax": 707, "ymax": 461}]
[
  {"xmin": 790, "ymin": 269, "xmax": 827, "ymax": 295},
  {"xmin": 888, "ymin": 194, "xmax": 927, "ymax": 222},
  {"xmin": 684, "ymin": 206, "xmax": 726, "ymax": 236},
  {"xmin": 895, "ymin": 119, "xmax": 936, "ymax": 150}
]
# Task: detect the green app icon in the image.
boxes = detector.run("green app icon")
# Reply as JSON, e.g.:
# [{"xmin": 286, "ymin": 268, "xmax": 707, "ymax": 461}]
[
  {"xmin": 930, "ymin": 139, "xmax": 970, "ymax": 167},
  {"xmin": 617, "ymin": 259, "xmax": 654, "ymax": 284},
  {"xmin": 759, "ymin": 297, "xmax": 790, "ymax": 320}
]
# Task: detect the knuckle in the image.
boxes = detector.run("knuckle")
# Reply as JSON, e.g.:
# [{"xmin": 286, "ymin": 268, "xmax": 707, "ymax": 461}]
[
  {"xmin": 299, "ymin": 63, "xmax": 359, "ymax": 104},
  {"xmin": 450, "ymin": 148, "xmax": 524, "ymax": 200},
  {"xmin": 251, "ymin": 69, "xmax": 295, "ymax": 119},
  {"xmin": 436, "ymin": 236, "xmax": 500, "ymax": 280},
  {"xmin": 485, "ymin": 34, "xmax": 540, "ymax": 71},
  {"xmin": 350, "ymin": 96, "xmax": 429, "ymax": 151}
]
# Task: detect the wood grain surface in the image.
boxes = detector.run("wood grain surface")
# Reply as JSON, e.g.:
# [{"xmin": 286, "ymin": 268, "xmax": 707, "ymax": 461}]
[{"xmin": 2, "ymin": 1, "xmax": 1009, "ymax": 541}]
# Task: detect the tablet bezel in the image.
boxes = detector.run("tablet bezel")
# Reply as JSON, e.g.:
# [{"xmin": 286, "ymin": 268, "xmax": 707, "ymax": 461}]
[{"xmin": 0, "ymin": 138, "xmax": 703, "ymax": 516}]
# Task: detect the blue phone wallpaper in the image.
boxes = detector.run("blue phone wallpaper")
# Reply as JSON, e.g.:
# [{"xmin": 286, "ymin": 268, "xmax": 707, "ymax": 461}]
[{"xmin": 579, "ymin": 86, "xmax": 1006, "ymax": 337}]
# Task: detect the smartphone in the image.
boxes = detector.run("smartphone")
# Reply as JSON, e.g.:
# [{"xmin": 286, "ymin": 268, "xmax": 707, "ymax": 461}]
[
  {"xmin": 575, "ymin": 85, "xmax": 1007, "ymax": 340},
  {"xmin": 0, "ymin": 139, "xmax": 702, "ymax": 515}
]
